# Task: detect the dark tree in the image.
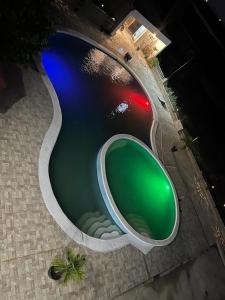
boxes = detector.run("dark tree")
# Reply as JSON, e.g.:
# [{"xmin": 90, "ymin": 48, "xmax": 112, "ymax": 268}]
[{"xmin": 0, "ymin": 0, "xmax": 64, "ymax": 66}]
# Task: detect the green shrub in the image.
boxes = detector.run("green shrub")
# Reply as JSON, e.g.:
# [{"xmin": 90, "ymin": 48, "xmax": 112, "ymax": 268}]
[
  {"xmin": 164, "ymin": 84, "xmax": 178, "ymax": 108},
  {"xmin": 147, "ymin": 57, "xmax": 159, "ymax": 68},
  {"xmin": 180, "ymin": 134, "xmax": 198, "ymax": 150},
  {"xmin": 51, "ymin": 249, "xmax": 86, "ymax": 284}
]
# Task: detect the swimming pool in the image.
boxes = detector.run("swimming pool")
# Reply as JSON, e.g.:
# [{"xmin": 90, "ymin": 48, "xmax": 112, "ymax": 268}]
[
  {"xmin": 39, "ymin": 30, "xmax": 178, "ymax": 253},
  {"xmin": 97, "ymin": 134, "xmax": 177, "ymax": 244}
]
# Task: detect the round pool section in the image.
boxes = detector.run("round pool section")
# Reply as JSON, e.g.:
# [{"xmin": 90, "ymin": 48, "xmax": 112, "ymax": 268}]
[{"xmin": 97, "ymin": 134, "xmax": 179, "ymax": 247}]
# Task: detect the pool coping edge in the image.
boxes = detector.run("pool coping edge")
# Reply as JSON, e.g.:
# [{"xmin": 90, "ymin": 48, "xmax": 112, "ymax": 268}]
[
  {"xmin": 38, "ymin": 29, "xmax": 174, "ymax": 254},
  {"xmin": 97, "ymin": 134, "xmax": 179, "ymax": 247}
]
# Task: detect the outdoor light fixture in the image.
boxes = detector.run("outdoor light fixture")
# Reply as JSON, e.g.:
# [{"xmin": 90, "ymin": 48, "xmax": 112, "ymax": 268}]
[
  {"xmin": 192, "ymin": 137, "xmax": 198, "ymax": 142},
  {"xmin": 218, "ymin": 19, "xmax": 222, "ymax": 22},
  {"xmin": 101, "ymin": 3, "xmax": 104, "ymax": 7},
  {"xmin": 112, "ymin": 17, "xmax": 116, "ymax": 21}
]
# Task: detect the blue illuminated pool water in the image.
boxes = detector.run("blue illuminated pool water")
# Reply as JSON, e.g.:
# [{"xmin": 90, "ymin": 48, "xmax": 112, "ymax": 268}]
[{"xmin": 41, "ymin": 33, "xmax": 153, "ymax": 237}]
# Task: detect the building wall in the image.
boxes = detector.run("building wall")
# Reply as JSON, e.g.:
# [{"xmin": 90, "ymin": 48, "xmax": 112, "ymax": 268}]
[{"xmin": 135, "ymin": 31, "xmax": 157, "ymax": 58}]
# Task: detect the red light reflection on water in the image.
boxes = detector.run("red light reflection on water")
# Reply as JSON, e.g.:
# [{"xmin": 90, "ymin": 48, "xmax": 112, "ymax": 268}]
[{"xmin": 112, "ymin": 86, "xmax": 151, "ymax": 111}]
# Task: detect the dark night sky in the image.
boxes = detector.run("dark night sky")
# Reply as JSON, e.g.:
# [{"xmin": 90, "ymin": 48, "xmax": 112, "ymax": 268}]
[
  {"xmin": 132, "ymin": 0, "xmax": 225, "ymax": 220},
  {"xmin": 141, "ymin": 0, "xmax": 225, "ymax": 221},
  {"xmin": 95, "ymin": 0, "xmax": 225, "ymax": 221},
  {"xmin": 208, "ymin": 0, "xmax": 225, "ymax": 26}
]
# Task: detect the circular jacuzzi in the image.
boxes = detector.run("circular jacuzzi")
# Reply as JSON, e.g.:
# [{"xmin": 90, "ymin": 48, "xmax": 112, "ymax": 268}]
[{"xmin": 97, "ymin": 134, "xmax": 179, "ymax": 248}]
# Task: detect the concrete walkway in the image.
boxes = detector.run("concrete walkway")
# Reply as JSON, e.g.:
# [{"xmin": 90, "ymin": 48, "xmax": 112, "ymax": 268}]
[
  {"xmin": 64, "ymin": 12, "xmax": 222, "ymax": 272},
  {"xmin": 115, "ymin": 247, "xmax": 225, "ymax": 300},
  {"xmin": 0, "ymin": 12, "xmax": 224, "ymax": 300}
]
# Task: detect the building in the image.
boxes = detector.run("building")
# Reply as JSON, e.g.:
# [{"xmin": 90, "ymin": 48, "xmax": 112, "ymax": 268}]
[{"xmin": 78, "ymin": 0, "xmax": 171, "ymax": 58}]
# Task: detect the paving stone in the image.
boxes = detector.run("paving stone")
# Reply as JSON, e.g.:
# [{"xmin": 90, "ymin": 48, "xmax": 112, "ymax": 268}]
[{"xmin": 0, "ymin": 13, "xmax": 218, "ymax": 299}]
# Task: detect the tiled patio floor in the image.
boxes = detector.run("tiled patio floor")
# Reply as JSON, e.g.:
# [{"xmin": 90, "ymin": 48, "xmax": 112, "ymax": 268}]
[{"xmin": 0, "ymin": 13, "xmax": 223, "ymax": 300}]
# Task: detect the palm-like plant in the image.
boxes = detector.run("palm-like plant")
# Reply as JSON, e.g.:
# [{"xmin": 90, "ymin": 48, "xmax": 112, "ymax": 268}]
[{"xmin": 51, "ymin": 249, "xmax": 86, "ymax": 284}]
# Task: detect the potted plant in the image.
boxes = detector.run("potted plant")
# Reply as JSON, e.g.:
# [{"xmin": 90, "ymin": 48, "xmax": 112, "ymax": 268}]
[{"xmin": 48, "ymin": 248, "xmax": 86, "ymax": 284}]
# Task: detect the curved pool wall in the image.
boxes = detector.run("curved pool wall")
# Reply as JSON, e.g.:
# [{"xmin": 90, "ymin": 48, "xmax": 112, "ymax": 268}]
[
  {"xmin": 38, "ymin": 29, "xmax": 174, "ymax": 253},
  {"xmin": 97, "ymin": 134, "xmax": 179, "ymax": 248}
]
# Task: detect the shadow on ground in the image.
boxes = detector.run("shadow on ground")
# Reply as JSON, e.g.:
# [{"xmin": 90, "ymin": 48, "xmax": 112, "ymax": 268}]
[
  {"xmin": 0, "ymin": 63, "xmax": 25, "ymax": 113},
  {"xmin": 116, "ymin": 247, "xmax": 225, "ymax": 300}
]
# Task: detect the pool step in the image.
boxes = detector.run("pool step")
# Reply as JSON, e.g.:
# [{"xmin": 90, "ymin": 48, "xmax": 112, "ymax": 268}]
[
  {"xmin": 126, "ymin": 214, "xmax": 152, "ymax": 238},
  {"xmin": 94, "ymin": 225, "xmax": 122, "ymax": 239},
  {"xmin": 76, "ymin": 211, "xmax": 101, "ymax": 229},
  {"xmin": 101, "ymin": 231, "xmax": 121, "ymax": 239},
  {"xmin": 87, "ymin": 219, "xmax": 111, "ymax": 236},
  {"xmin": 82, "ymin": 215, "xmax": 109, "ymax": 234},
  {"xmin": 76, "ymin": 211, "xmax": 123, "ymax": 239}
]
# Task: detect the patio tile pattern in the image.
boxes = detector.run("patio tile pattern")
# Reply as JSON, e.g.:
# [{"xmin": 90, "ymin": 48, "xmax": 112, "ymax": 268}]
[{"xmin": 0, "ymin": 13, "xmax": 220, "ymax": 299}]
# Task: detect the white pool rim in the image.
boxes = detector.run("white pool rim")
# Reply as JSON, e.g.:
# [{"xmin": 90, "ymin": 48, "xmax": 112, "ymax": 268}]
[{"xmin": 97, "ymin": 134, "xmax": 179, "ymax": 247}]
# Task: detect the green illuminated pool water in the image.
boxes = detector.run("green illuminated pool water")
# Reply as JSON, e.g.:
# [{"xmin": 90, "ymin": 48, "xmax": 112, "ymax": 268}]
[{"xmin": 105, "ymin": 138, "xmax": 176, "ymax": 240}]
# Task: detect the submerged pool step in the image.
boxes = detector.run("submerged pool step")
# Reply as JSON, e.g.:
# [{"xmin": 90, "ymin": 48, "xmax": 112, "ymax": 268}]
[
  {"xmin": 76, "ymin": 211, "xmax": 101, "ymax": 229},
  {"xmin": 87, "ymin": 219, "xmax": 112, "ymax": 236},
  {"xmin": 126, "ymin": 214, "xmax": 152, "ymax": 238},
  {"xmin": 76, "ymin": 211, "xmax": 123, "ymax": 239},
  {"xmin": 94, "ymin": 225, "xmax": 123, "ymax": 239},
  {"xmin": 82, "ymin": 215, "xmax": 109, "ymax": 233},
  {"xmin": 101, "ymin": 231, "xmax": 121, "ymax": 239}
]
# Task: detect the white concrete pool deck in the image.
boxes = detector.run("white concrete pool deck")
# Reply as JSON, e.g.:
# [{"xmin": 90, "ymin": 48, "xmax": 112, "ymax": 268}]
[{"xmin": 0, "ymin": 13, "xmax": 224, "ymax": 300}]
